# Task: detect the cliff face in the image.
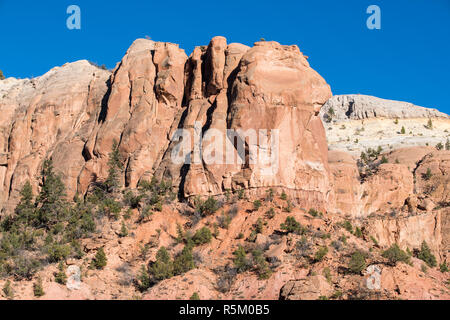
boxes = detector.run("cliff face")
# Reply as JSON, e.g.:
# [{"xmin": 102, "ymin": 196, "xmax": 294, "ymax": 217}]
[
  {"xmin": 320, "ymin": 94, "xmax": 450, "ymax": 156},
  {"xmin": 0, "ymin": 38, "xmax": 449, "ymax": 300},
  {"xmin": 0, "ymin": 37, "xmax": 333, "ymax": 214},
  {"xmin": 0, "ymin": 61, "xmax": 110, "ymax": 213}
]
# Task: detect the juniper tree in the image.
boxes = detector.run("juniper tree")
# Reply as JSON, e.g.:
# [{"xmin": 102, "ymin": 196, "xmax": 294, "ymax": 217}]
[{"xmin": 36, "ymin": 159, "xmax": 67, "ymax": 228}]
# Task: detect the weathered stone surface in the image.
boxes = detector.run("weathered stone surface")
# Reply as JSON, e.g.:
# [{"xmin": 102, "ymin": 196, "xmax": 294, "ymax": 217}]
[
  {"xmin": 0, "ymin": 61, "xmax": 110, "ymax": 212},
  {"xmin": 280, "ymin": 275, "xmax": 333, "ymax": 300},
  {"xmin": 321, "ymin": 95, "xmax": 450, "ymax": 156},
  {"xmin": 321, "ymin": 94, "xmax": 448, "ymax": 121}
]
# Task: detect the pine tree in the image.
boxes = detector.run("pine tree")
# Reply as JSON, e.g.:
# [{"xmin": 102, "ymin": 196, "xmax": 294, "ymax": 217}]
[
  {"xmin": 92, "ymin": 247, "xmax": 107, "ymax": 269},
  {"xmin": 233, "ymin": 245, "xmax": 250, "ymax": 273},
  {"xmin": 149, "ymin": 247, "xmax": 173, "ymax": 281},
  {"xmin": 0, "ymin": 70, "xmax": 5, "ymax": 80},
  {"xmin": 14, "ymin": 181, "xmax": 36, "ymax": 227},
  {"xmin": 36, "ymin": 159, "xmax": 67, "ymax": 228},
  {"xmin": 105, "ymin": 140, "xmax": 123, "ymax": 193},
  {"xmin": 136, "ymin": 265, "xmax": 151, "ymax": 292},
  {"xmin": 173, "ymin": 243, "xmax": 195, "ymax": 275},
  {"xmin": 55, "ymin": 262, "xmax": 67, "ymax": 285},
  {"xmin": 33, "ymin": 277, "xmax": 45, "ymax": 297}
]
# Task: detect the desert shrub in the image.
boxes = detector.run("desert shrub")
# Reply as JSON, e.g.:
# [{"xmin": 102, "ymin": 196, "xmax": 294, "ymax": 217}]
[
  {"xmin": 195, "ymin": 196, "xmax": 219, "ymax": 216},
  {"xmin": 280, "ymin": 191, "xmax": 287, "ymax": 200},
  {"xmin": 425, "ymin": 118, "xmax": 433, "ymax": 129},
  {"xmin": 136, "ymin": 265, "xmax": 151, "ymax": 292},
  {"xmin": 2, "ymin": 280, "xmax": 13, "ymax": 299},
  {"xmin": 370, "ymin": 236, "xmax": 379, "ymax": 246},
  {"xmin": 349, "ymin": 251, "xmax": 366, "ymax": 274},
  {"xmin": 253, "ymin": 200, "xmax": 262, "ymax": 211},
  {"xmin": 446, "ymin": 139, "xmax": 450, "ymax": 151},
  {"xmin": 55, "ymin": 261, "xmax": 67, "ymax": 285},
  {"xmin": 11, "ymin": 255, "xmax": 41, "ymax": 280},
  {"xmin": 295, "ymin": 236, "xmax": 312, "ymax": 258},
  {"xmin": 192, "ymin": 227, "xmax": 212, "ymax": 245},
  {"xmin": 283, "ymin": 200, "xmax": 293, "ymax": 213},
  {"xmin": 173, "ymin": 243, "xmax": 195, "ymax": 275},
  {"xmin": 251, "ymin": 249, "xmax": 272, "ymax": 279},
  {"xmin": 265, "ymin": 188, "xmax": 274, "ymax": 202},
  {"xmin": 308, "ymin": 208, "xmax": 319, "ymax": 217},
  {"xmin": 440, "ymin": 261, "xmax": 449, "ymax": 273},
  {"xmin": 436, "ymin": 142, "xmax": 444, "ymax": 150},
  {"xmin": 265, "ymin": 208, "xmax": 275, "ymax": 219},
  {"xmin": 233, "ymin": 245, "xmax": 251, "ymax": 273},
  {"xmin": 400, "ymin": 126, "xmax": 406, "ymax": 134},
  {"xmin": 123, "ymin": 190, "xmax": 142, "ymax": 208},
  {"xmin": 190, "ymin": 292, "xmax": 200, "ymax": 300},
  {"xmin": 382, "ymin": 244, "xmax": 410, "ymax": 265},
  {"xmin": 422, "ymin": 168, "xmax": 433, "ymax": 181},
  {"xmin": 323, "ymin": 267, "xmax": 332, "ymax": 283},
  {"xmin": 354, "ymin": 227, "xmax": 363, "ymax": 238},
  {"xmin": 33, "ymin": 277, "xmax": 45, "ymax": 297},
  {"xmin": 216, "ymin": 265, "xmax": 237, "ymax": 293},
  {"xmin": 91, "ymin": 247, "xmax": 107, "ymax": 270},
  {"xmin": 417, "ymin": 241, "xmax": 437, "ymax": 268},
  {"xmin": 280, "ymin": 216, "xmax": 303, "ymax": 234},
  {"xmin": 47, "ymin": 243, "xmax": 71, "ymax": 263},
  {"xmin": 149, "ymin": 247, "xmax": 173, "ymax": 281},
  {"xmin": 314, "ymin": 246, "xmax": 328, "ymax": 262},
  {"xmin": 342, "ymin": 220, "xmax": 353, "ymax": 233},
  {"xmin": 119, "ymin": 221, "xmax": 128, "ymax": 238}
]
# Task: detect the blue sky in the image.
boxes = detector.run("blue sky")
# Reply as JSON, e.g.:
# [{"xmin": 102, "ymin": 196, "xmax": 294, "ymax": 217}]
[{"xmin": 0, "ymin": 0, "xmax": 449, "ymax": 114}]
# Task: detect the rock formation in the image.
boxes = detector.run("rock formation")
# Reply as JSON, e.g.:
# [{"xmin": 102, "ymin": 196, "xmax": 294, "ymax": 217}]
[{"xmin": 0, "ymin": 37, "xmax": 449, "ymax": 301}]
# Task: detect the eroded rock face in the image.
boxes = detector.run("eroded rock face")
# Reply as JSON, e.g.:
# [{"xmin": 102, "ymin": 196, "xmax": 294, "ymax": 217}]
[
  {"xmin": 0, "ymin": 61, "xmax": 110, "ymax": 212},
  {"xmin": 321, "ymin": 95, "xmax": 450, "ymax": 156},
  {"xmin": 157, "ymin": 38, "xmax": 333, "ymax": 211},
  {"xmin": 0, "ymin": 37, "xmax": 333, "ymax": 214},
  {"xmin": 79, "ymin": 40, "xmax": 188, "ymax": 193},
  {"xmin": 280, "ymin": 275, "xmax": 333, "ymax": 300}
]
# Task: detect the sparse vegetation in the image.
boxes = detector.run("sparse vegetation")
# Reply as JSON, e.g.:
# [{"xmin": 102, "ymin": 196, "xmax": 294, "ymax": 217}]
[
  {"xmin": 314, "ymin": 246, "xmax": 328, "ymax": 262},
  {"xmin": 348, "ymin": 251, "xmax": 366, "ymax": 274},
  {"xmin": 253, "ymin": 200, "xmax": 262, "ymax": 211},
  {"xmin": 440, "ymin": 261, "xmax": 449, "ymax": 273},
  {"xmin": 0, "ymin": 70, "xmax": 5, "ymax": 80},
  {"xmin": 190, "ymin": 292, "xmax": 200, "ymax": 300},
  {"xmin": 422, "ymin": 168, "xmax": 433, "ymax": 181},
  {"xmin": 280, "ymin": 216, "xmax": 304, "ymax": 234},
  {"xmin": 233, "ymin": 245, "xmax": 251, "ymax": 273},
  {"xmin": 2, "ymin": 280, "xmax": 13, "ymax": 299},
  {"xmin": 33, "ymin": 277, "xmax": 45, "ymax": 297},
  {"xmin": 195, "ymin": 196, "xmax": 220, "ymax": 216},
  {"xmin": 55, "ymin": 261, "xmax": 67, "ymax": 285},
  {"xmin": 91, "ymin": 247, "xmax": 107, "ymax": 270},
  {"xmin": 417, "ymin": 241, "xmax": 436, "ymax": 268},
  {"xmin": 382, "ymin": 244, "xmax": 410, "ymax": 265},
  {"xmin": 192, "ymin": 227, "xmax": 212, "ymax": 245}
]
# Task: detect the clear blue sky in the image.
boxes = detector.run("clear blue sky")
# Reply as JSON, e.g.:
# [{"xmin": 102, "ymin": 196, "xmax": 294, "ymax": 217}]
[{"xmin": 1, "ymin": 0, "xmax": 449, "ymax": 114}]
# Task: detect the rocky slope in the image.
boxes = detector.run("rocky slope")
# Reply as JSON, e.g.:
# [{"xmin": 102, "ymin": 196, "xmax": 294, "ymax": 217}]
[{"xmin": 0, "ymin": 37, "xmax": 449, "ymax": 300}]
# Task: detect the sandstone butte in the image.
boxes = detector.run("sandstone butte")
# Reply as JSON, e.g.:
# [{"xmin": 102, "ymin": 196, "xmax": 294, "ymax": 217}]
[{"xmin": 0, "ymin": 36, "xmax": 449, "ymax": 300}]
